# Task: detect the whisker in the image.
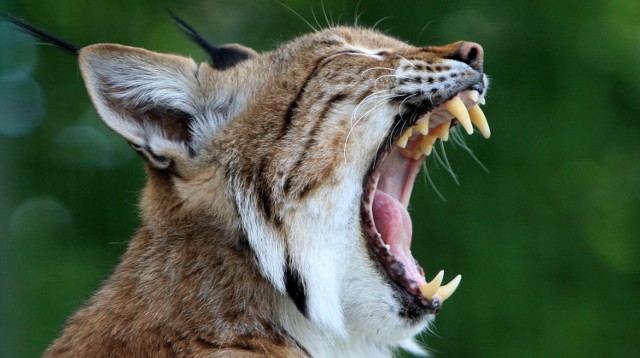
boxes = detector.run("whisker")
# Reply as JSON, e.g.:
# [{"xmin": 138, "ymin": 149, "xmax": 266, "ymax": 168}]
[
  {"xmin": 433, "ymin": 140, "xmax": 459, "ymax": 185},
  {"xmin": 395, "ymin": 54, "xmax": 417, "ymax": 69},
  {"xmin": 277, "ymin": 1, "xmax": 318, "ymax": 32},
  {"xmin": 372, "ymin": 16, "xmax": 393, "ymax": 29},
  {"xmin": 310, "ymin": 8, "xmax": 323, "ymax": 31},
  {"xmin": 361, "ymin": 67, "xmax": 395, "ymax": 76},
  {"xmin": 351, "ymin": 90, "xmax": 395, "ymax": 126},
  {"xmin": 422, "ymin": 160, "xmax": 447, "ymax": 202},
  {"xmin": 343, "ymin": 95, "xmax": 395, "ymax": 161},
  {"xmin": 353, "ymin": 0, "xmax": 364, "ymax": 27},
  {"xmin": 373, "ymin": 73, "xmax": 411, "ymax": 89},
  {"xmin": 415, "ymin": 21, "xmax": 433, "ymax": 44},
  {"xmin": 320, "ymin": 0, "xmax": 333, "ymax": 28},
  {"xmin": 450, "ymin": 128, "xmax": 489, "ymax": 173}
]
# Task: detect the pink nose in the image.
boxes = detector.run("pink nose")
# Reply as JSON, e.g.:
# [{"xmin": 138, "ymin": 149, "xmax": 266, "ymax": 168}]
[{"xmin": 457, "ymin": 42, "xmax": 484, "ymax": 71}]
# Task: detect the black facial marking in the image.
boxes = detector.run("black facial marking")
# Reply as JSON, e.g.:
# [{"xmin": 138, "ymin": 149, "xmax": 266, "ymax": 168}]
[
  {"xmin": 284, "ymin": 259, "xmax": 308, "ymax": 318},
  {"xmin": 283, "ymin": 91, "xmax": 348, "ymax": 196}
]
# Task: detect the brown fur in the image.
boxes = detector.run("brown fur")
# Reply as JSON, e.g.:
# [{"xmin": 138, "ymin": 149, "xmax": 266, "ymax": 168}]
[
  {"xmin": 45, "ymin": 170, "xmax": 308, "ymax": 357},
  {"xmin": 39, "ymin": 25, "xmax": 485, "ymax": 357}
]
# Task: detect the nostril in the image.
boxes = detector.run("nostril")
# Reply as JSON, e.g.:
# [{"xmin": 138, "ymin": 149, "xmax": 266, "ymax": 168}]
[
  {"xmin": 467, "ymin": 47, "xmax": 478, "ymax": 64},
  {"xmin": 457, "ymin": 42, "xmax": 484, "ymax": 71}
]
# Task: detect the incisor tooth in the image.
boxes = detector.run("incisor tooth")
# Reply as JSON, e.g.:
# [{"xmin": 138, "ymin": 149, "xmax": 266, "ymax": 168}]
[
  {"xmin": 435, "ymin": 275, "xmax": 462, "ymax": 302},
  {"xmin": 418, "ymin": 135, "xmax": 437, "ymax": 156},
  {"xmin": 397, "ymin": 127, "xmax": 414, "ymax": 148},
  {"xmin": 468, "ymin": 90, "xmax": 479, "ymax": 103},
  {"xmin": 469, "ymin": 104, "xmax": 491, "ymax": 139},
  {"xmin": 419, "ymin": 270, "xmax": 444, "ymax": 299},
  {"xmin": 445, "ymin": 96, "xmax": 473, "ymax": 135},
  {"xmin": 415, "ymin": 115, "xmax": 430, "ymax": 135},
  {"xmin": 430, "ymin": 122, "xmax": 450, "ymax": 142}
]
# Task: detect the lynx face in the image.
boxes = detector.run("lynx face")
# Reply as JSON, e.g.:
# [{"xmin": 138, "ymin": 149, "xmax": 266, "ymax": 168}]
[{"xmin": 20, "ymin": 20, "xmax": 489, "ymax": 356}]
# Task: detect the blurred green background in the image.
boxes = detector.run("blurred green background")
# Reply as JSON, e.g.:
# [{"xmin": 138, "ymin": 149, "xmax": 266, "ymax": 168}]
[{"xmin": 1, "ymin": 0, "xmax": 639, "ymax": 357}]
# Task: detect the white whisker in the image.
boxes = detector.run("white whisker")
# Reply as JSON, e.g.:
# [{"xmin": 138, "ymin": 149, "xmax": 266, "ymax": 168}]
[
  {"xmin": 353, "ymin": 0, "xmax": 363, "ymax": 27},
  {"xmin": 396, "ymin": 54, "xmax": 417, "ymax": 69},
  {"xmin": 433, "ymin": 140, "xmax": 459, "ymax": 184},
  {"xmin": 361, "ymin": 67, "xmax": 395, "ymax": 76},
  {"xmin": 422, "ymin": 160, "xmax": 447, "ymax": 202},
  {"xmin": 350, "ymin": 90, "xmax": 394, "ymax": 126},
  {"xmin": 372, "ymin": 16, "xmax": 393, "ymax": 29},
  {"xmin": 343, "ymin": 94, "xmax": 395, "ymax": 161},
  {"xmin": 277, "ymin": 1, "xmax": 318, "ymax": 32},
  {"xmin": 450, "ymin": 128, "xmax": 489, "ymax": 173},
  {"xmin": 311, "ymin": 8, "xmax": 323, "ymax": 32},
  {"xmin": 320, "ymin": 0, "xmax": 333, "ymax": 28}
]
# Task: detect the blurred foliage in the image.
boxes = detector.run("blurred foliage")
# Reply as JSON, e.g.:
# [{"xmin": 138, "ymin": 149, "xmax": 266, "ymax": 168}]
[{"xmin": 1, "ymin": 0, "xmax": 639, "ymax": 357}]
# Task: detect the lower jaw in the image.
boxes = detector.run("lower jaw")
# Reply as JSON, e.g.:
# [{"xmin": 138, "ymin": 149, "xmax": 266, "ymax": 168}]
[{"xmin": 361, "ymin": 170, "xmax": 441, "ymax": 316}]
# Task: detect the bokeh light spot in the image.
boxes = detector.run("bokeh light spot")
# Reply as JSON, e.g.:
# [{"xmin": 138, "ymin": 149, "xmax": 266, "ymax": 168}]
[{"xmin": 0, "ymin": 74, "xmax": 44, "ymax": 137}]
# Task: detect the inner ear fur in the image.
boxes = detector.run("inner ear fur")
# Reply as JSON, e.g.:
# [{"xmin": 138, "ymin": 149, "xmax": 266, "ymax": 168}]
[{"xmin": 78, "ymin": 44, "xmax": 207, "ymax": 173}]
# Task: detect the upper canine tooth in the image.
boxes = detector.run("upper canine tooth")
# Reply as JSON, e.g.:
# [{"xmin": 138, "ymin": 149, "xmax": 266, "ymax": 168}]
[
  {"xmin": 435, "ymin": 274, "xmax": 462, "ymax": 302},
  {"xmin": 419, "ymin": 270, "xmax": 444, "ymax": 299},
  {"xmin": 469, "ymin": 104, "xmax": 491, "ymax": 139},
  {"xmin": 397, "ymin": 127, "xmax": 414, "ymax": 148},
  {"xmin": 446, "ymin": 97, "xmax": 473, "ymax": 135}
]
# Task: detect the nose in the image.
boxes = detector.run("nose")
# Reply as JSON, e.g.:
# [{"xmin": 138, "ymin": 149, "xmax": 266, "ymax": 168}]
[{"xmin": 456, "ymin": 42, "xmax": 484, "ymax": 72}]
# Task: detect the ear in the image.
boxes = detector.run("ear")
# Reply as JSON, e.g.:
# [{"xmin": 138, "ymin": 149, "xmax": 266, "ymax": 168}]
[
  {"xmin": 211, "ymin": 43, "xmax": 257, "ymax": 70},
  {"xmin": 79, "ymin": 44, "xmax": 217, "ymax": 173}
]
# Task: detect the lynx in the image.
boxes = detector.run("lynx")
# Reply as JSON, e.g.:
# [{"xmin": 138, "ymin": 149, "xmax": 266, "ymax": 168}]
[{"xmin": 10, "ymin": 14, "xmax": 489, "ymax": 358}]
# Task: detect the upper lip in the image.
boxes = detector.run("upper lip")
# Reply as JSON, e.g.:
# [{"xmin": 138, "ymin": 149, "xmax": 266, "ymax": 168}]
[{"xmin": 360, "ymin": 83, "xmax": 489, "ymax": 314}]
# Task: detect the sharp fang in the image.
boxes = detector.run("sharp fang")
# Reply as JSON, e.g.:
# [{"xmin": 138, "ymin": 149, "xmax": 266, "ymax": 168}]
[
  {"xmin": 469, "ymin": 104, "xmax": 491, "ymax": 139},
  {"xmin": 415, "ymin": 115, "xmax": 430, "ymax": 135},
  {"xmin": 445, "ymin": 96, "xmax": 473, "ymax": 135},
  {"xmin": 397, "ymin": 127, "xmax": 414, "ymax": 148},
  {"xmin": 479, "ymin": 95, "xmax": 486, "ymax": 105},
  {"xmin": 419, "ymin": 270, "xmax": 444, "ymax": 299},
  {"xmin": 468, "ymin": 90, "xmax": 479, "ymax": 103},
  {"xmin": 435, "ymin": 275, "xmax": 462, "ymax": 302}
]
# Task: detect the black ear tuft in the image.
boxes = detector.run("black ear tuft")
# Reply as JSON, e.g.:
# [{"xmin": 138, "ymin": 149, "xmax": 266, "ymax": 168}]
[
  {"xmin": 5, "ymin": 15, "xmax": 80, "ymax": 55},
  {"xmin": 167, "ymin": 10, "xmax": 256, "ymax": 70}
]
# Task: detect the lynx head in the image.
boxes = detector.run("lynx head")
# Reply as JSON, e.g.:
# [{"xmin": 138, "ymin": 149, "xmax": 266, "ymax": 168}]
[{"xmin": 67, "ymin": 25, "xmax": 489, "ymax": 353}]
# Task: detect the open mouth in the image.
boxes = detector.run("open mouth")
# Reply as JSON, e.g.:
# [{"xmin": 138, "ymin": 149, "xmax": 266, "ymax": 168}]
[{"xmin": 361, "ymin": 89, "xmax": 489, "ymax": 314}]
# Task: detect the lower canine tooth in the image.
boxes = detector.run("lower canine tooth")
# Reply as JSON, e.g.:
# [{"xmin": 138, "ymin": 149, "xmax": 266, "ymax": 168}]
[
  {"xmin": 419, "ymin": 270, "xmax": 444, "ymax": 299},
  {"xmin": 468, "ymin": 90, "xmax": 479, "ymax": 103},
  {"xmin": 435, "ymin": 275, "xmax": 462, "ymax": 302}
]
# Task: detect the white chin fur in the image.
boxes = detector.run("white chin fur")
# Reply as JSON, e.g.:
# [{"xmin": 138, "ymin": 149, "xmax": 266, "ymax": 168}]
[
  {"xmin": 234, "ymin": 107, "xmax": 433, "ymax": 357},
  {"xmin": 239, "ymin": 177, "xmax": 432, "ymax": 357}
]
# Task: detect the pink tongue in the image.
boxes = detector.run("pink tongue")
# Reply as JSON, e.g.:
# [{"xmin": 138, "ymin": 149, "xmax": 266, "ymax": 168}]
[{"xmin": 372, "ymin": 190, "xmax": 426, "ymax": 286}]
